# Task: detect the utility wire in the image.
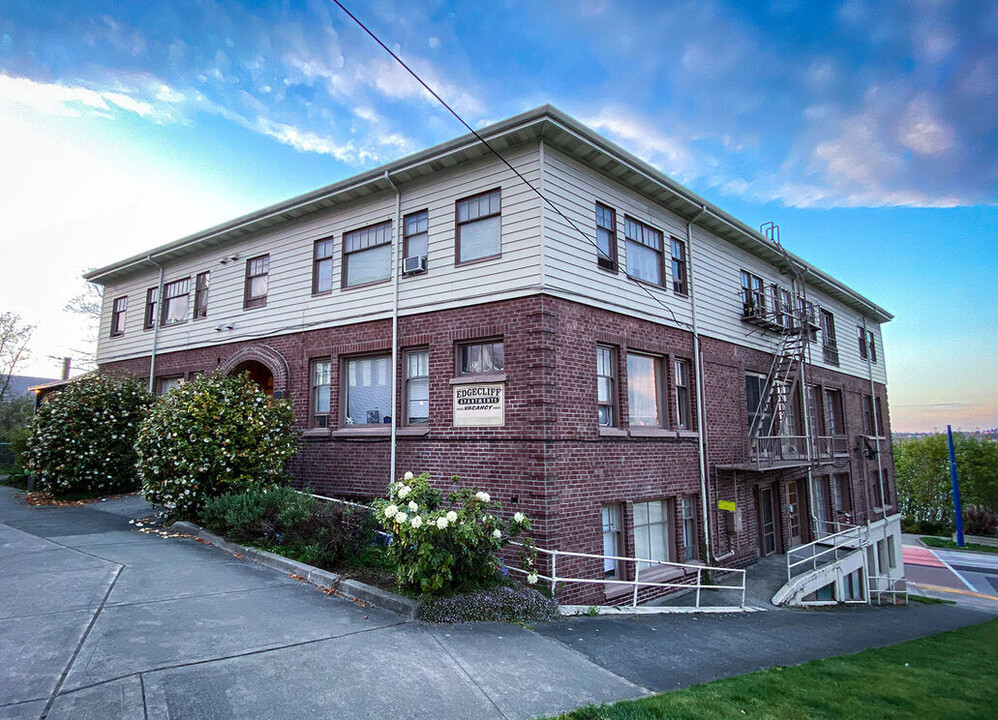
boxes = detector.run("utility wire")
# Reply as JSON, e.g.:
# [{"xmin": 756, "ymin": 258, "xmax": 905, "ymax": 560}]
[{"xmin": 330, "ymin": 0, "xmax": 690, "ymax": 331}]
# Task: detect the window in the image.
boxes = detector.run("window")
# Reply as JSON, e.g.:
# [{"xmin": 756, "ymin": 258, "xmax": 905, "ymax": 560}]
[
  {"xmin": 309, "ymin": 359, "xmax": 331, "ymax": 429},
  {"xmin": 160, "ymin": 278, "xmax": 190, "ymax": 326},
  {"xmin": 627, "ymin": 353, "xmax": 662, "ymax": 426},
  {"xmin": 824, "ymin": 388, "xmax": 844, "ymax": 434},
  {"xmin": 670, "ymin": 238, "xmax": 688, "ymax": 295},
  {"xmin": 313, "ymin": 238, "xmax": 334, "ymax": 294},
  {"xmin": 875, "ymin": 396, "xmax": 885, "ymax": 436},
  {"xmin": 110, "ymin": 296, "xmax": 127, "ymax": 337},
  {"xmin": 843, "ymin": 569, "xmax": 864, "ymax": 601},
  {"xmin": 595, "ymin": 203, "xmax": 617, "ymax": 271},
  {"xmin": 456, "ymin": 189, "xmax": 501, "ymax": 264},
  {"xmin": 778, "ymin": 288, "xmax": 794, "ymax": 329},
  {"xmin": 798, "ymin": 296, "xmax": 818, "ymax": 340},
  {"xmin": 459, "ymin": 340, "xmax": 504, "ymax": 375},
  {"xmin": 867, "ymin": 330, "xmax": 877, "ymax": 363},
  {"xmin": 404, "ymin": 210, "xmax": 428, "ymax": 261},
  {"xmin": 681, "ymin": 496, "xmax": 698, "ymax": 561},
  {"xmin": 343, "ymin": 221, "xmax": 392, "ymax": 288},
  {"xmin": 633, "ymin": 500, "xmax": 673, "ymax": 568},
  {"xmin": 157, "ymin": 376, "xmax": 183, "ymax": 395},
  {"xmin": 624, "ymin": 217, "xmax": 664, "ymax": 286},
  {"xmin": 601, "ymin": 505, "xmax": 623, "ymax": 579},
  {"xmin": 746, "ymin": 374, "xmax": 771, "ymax": 435},
  {"xmin": 887, "ymin": 536, "xmax": 897, "ymax": 569},
  {"xmin": 740, "ymin": 270, "xmax": 765, "ymax": 315},
  {"xmin": 872, "ymin": 469, "xmax": 885, "ymax": 508},
  {"xmin": 244, "ymin": 255, "xmax": 269, "ymax": 309},
  {"xmin": 344, "ymin": 355, "xmax": 390, "ymax": 426},
  {"xmin": 857, "ymin": 325, "xmax": 868, "ymax": 360},
  {"xmin": 862, "ymin": 394, "xmax": 875, "ymax": 435},
  {"xmin": 674, "ymin": 358, "xmax": 692, "ymax": 430},
  {"xmin": 144, "ymin": 288, "xmax": 157, "ymax": 330},
  {"xmin": 405, "ymin": 349, "xmax": 429, "ymax": 424},
  {"xmin": 835, "ymin": 474, "xmax": 852, "ymax": 514},
  {"xmin": 820, "ymin": 309, "xmax": 838, "ymax": 364},
  {"xmin": 194, "ymin": 272, "xmax": 209, "ymax": 319},
  {"xmin": 596, "ymin": 345, "xmax": 617, "ymax": 427}
]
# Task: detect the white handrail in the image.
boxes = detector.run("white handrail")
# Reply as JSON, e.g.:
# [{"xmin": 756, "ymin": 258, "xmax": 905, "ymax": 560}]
[
  {"xmin": 786, "ymin": 523, "xmax": 865, "ymax": 583},
  {"xmin": 508, "ymin": 541, "xmax": 746, "ymax": 609}
]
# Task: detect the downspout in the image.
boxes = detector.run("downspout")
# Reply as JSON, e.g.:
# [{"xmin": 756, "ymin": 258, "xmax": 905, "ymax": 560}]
[
  {"xmin": 385, "ymin": 171, "xmax": 402, "ymax": 485},
  {"xmin": 863, "ymin": 317, "xmax": 889, "ymax": 568},
  {"xmin": 686, "ymin": 205, "xmax": 715, "ymax": 562},
  {"xmin": 146, "ymin": 257, "xmax": 165, "ymax": 394}
]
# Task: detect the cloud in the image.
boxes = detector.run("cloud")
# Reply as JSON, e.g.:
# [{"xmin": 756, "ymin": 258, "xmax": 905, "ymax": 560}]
[{"xmin": 583, "ymin": 108, "xmax": 696, "ymax": 182}]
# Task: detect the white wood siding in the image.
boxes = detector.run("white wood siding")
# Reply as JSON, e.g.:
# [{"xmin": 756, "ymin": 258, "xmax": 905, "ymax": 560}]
[
  {"xmin": 95, "ymin": 145, "xmax": 543, "ymax": 364},
  {"xmin": 540, "ymin": 147, "xmax": 888, "ymax": 385}
]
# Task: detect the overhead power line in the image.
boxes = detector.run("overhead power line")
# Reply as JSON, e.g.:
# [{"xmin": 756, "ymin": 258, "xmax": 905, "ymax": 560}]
[{"xmin": 330, "ymin": 0, "xmax": 690, "ymax": 331}]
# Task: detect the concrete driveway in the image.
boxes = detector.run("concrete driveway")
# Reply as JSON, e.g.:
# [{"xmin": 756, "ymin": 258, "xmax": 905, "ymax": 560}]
[{"xmin": 1, "ymin": 485, "xmax": 993, "ymax": 719}]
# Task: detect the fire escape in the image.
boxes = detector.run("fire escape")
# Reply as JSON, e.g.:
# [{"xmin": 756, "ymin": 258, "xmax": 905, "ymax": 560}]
[{"xmin": 743, "ymin": 223, "xmax": 828, "ymax": 470}]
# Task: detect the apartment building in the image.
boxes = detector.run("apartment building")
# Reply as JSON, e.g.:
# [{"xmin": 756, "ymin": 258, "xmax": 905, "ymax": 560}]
[{"xmin": 86, "ymin": 106, "xmax": 901, "ymax": 606}]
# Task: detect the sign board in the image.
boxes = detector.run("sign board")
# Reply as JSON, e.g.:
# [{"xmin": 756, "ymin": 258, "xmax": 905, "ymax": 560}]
[
  {"xmin": 453, "ymin": 383, "xmax": 505, "ymax": 427},
  {"xmin": 718, "ymin": 500, "xmax": 737, "ymax": 512}
]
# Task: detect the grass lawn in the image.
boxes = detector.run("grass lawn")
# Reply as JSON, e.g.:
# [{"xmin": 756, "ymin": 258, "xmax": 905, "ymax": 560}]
[
  {"xmin": 921, "ymin": 536, "xmax": 998, "ymax": 555},
  {"xmin": 550, "ymin": 618, "xmax": 998, "ymax": 720}
]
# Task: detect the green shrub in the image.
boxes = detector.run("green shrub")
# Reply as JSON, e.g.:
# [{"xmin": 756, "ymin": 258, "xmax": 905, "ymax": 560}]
[
  {"xmin": 200, "ymin": 486, "xmax": 379, "ymax": 569},
  {"xmin": 137, "ymin": 373, "xmax": 299, "ymax": 516},
  {"xmin": 963, "ymin": 506, "xmax": 998, "ymax": 537},
  {"xmin": 372, "ymin": 472, "xmax": 536, "ymax": 597},
  {"xmin": 25, "ymin": 374, "xmax": 153, "ymax": 496}
]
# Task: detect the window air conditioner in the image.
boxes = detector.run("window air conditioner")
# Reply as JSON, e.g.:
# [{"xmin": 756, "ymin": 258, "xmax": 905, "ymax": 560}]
[{"xmin": 402, "ymin": 255, "xmax": 427, "ymax": 275}]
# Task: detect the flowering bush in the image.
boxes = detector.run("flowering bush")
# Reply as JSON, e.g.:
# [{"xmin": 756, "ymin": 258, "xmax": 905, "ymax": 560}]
[
  {"xmin": 372, "ymin": 471, "xmax": 536, "ymax": 596},
  {"xmin": 25, "ymin": 374, "xmax": 154, "ymax": 496},
  {"xmin": 136, "ymin": 372, "xmax": 299, "ymax": 516}
]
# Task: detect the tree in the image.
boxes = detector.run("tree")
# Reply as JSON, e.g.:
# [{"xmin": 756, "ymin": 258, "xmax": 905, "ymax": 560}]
[
  {"xmin": 0, "ymin": 312, "xmax": 35, "ymax": 404},
  {"xmin": 64, "ymin": 277, "xmax": 103, "ymax": 371},
  {"xmin": 895, "ymin": 434, "xmax": 998, "ymax": 525}
]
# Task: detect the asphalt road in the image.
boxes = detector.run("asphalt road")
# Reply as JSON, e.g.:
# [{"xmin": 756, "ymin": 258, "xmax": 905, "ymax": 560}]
[
  {"xmin": 902, "ymin": 534, "xmax": 998, "ymax": 613},
  {"xmin": 1, "ymin": 487, "xmax": 994, "ymax": 719}
]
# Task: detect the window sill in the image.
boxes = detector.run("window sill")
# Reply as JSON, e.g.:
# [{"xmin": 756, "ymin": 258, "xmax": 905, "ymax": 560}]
[
  {"xmin": 450, "ymin": 373, "xmax": 507, "ymax": 385},
  {"xmin": 397, "ymin": 426, "xmax": 430, "ymax": 437},
  {"xmin": 628, "ymin": 426, "xmax": 673, "ymax": 438},
  {"xmin": 331, "ymin": 426, "xmax": 391, "ymax": 438},
  {"xmin": 599, "ymin": 427, "xmax": 628, "ymax": 437},
  {"xmin": 676, "ymin": 429, "xmax": 699, "ymax": 439},
  {"xmin": 303, "ymin": 428, "xmax": 330, "ymax": 439}
]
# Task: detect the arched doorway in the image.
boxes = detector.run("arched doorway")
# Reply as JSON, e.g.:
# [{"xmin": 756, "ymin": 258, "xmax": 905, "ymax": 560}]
[{"xmin": 230, "ymin": 360, "xmax": 275, "ymax": 396}]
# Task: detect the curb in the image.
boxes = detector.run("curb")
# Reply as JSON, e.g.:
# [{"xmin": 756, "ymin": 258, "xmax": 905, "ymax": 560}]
[{"xmin": 169, "ymin": 520, "xmax": 421, "ymax": 618}]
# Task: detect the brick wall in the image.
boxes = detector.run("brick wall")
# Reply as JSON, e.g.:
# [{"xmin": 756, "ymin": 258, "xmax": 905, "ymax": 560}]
[{"xmin": 101, "ymin": 293, "xmax": 896, "ymax": 606}]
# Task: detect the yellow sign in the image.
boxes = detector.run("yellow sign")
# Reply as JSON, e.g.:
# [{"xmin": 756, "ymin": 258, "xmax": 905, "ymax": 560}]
[{"xmin": 718, "ymin": 500, "xmax": 736, "ymax": 512}]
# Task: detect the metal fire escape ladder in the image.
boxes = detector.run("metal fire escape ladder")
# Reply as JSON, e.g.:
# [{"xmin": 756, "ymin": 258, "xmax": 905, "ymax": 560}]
[{"xmin": 748, "ymin": 224, "xmax": 813, "ymax": 465}]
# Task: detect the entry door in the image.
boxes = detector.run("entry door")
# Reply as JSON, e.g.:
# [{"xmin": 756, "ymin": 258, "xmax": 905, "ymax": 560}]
[
  {"xmin": 813, "ymin": 478, "xmax": 833, "ymax": 536},
  {"xmin": 788, "ymin": 480, "xmax": 803, "ymax": 547},
  {"xmin": 760, "ymin": 486, "xmax": 777, "ymax": 556}
]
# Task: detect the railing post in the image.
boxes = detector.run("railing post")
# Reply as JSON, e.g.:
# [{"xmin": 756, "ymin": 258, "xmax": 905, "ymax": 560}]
[
  {"xmin": 632, "ymin": 564, "xmax": 640, "ymax": 608},
  {"xmin": 550, "ymin": 552, "xmax": 557, "ymax": 596},
  {"xmin": 696, "ymin": 567, "xmax": 702, "ymax": 608},
  {"xmin": 741, "ymin": 571, "xmax": 746, "ymax": 608}
]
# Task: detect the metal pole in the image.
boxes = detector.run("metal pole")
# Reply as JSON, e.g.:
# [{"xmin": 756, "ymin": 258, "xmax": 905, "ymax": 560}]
[
  {"xmin": 550, "ymin": 552, "xmax": 557, "ymax": 596},
  {"xmin": 632, "ymin": 565, "xmax": 640, "ymax": 607},
  {"xmin": 385, "ymin": 172, "xmax": 401, "ymax": 486},
  {"xmin": 695, "ymin": 567, "xmax": 702, "ymax": 608},
  {"xmin": 948, "ymin": 425, "xmax": 965, "ymax": 547}
]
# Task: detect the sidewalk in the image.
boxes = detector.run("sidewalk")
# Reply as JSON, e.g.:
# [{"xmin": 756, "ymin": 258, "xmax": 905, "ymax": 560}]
[{"xmin": 1, "ymin": 485, "xmax": 993, "ymax": 719}]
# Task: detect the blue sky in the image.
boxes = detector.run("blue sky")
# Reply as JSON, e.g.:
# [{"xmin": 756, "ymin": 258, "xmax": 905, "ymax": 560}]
[{"xmin": 0, "ymin": 0, "xmax": 995, "ymax": 431}]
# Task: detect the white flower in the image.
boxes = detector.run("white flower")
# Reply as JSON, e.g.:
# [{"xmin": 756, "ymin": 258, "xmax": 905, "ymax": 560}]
[
  {"xmin": 475, "ymin": 491, "xmax": 491, "ymax": 503},
  {"xmin": 395, "ymin": 511, "xmax": 408, "ymax": 524},
  {"xmin": 492, "ymin": 529, "xmax": 502, "ymax": 539},
  {"xmin": 384, "ymin": 504, "xmax": 398, "ymax": 519},
  {"xmin": 435, "ymin": 516, "xmax": 449, "ymax": 530},
  {"xmin": 403, "ymin": 471, "xmax": 414, "ymax": 481},
  {"xmin": 411, "ymin": 516, "xmax": 423, "ymax": 529},
  {"xmin": 527, "ymin": 572, "xmax": 539, "ymax": 585},
  {"xmin": 513, "ymin": 512, "xmax": 525, "ymax": 523},
  {"xmin": 408, "ymin": 500, "xmax": 418, "ymax": 512},
  {"xmin": 446, "ymin": 510, "xmax": 458, "ymax": 523},
  {"xmin": 397, "ymin": 485, "xmax": 411, "ymax": 499}
]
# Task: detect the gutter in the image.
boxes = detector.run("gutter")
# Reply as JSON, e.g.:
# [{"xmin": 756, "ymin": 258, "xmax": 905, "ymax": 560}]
[
  {"xmin": 146, "ymin": 257, "xmax": 165, "ymax": 394},
  {"xmin": 685, "ymin": 205, "xmax": 714, "ymax": 563},
  {"xmin": 385, "ymin": 171, "xmax": 402, "ymax": 485}
]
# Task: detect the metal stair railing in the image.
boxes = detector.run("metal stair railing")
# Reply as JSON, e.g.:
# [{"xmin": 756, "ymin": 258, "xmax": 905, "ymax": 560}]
[
  {"xmin": 507, "ymin": 541, "xmax": 747, "ymax": 610},
  {"xmin": 786, "ymin": 523, "xmax": 866, "ymax": 584}
]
